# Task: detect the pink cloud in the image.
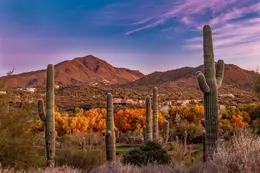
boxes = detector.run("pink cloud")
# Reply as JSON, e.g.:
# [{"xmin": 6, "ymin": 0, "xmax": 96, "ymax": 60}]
[
  {"xmin": 185, "ymin": 17, "xmax": 260, "ymax": 62},
  {"xmin": 209, "ymin": 2, "xmax": 260, "ymax": 26},
  {"xmin": 124, "ymin": 0, "xmax": 259, "ymax": 35}
]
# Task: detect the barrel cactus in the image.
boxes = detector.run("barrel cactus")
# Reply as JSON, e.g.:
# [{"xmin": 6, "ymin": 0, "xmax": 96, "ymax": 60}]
[
  {"xmin": 196, "ymin": 25, "xmax": 224, "ymax": 160},
  {"xmin": 37, "ymin": 64, "xmax": 55, "ymax": 167}
]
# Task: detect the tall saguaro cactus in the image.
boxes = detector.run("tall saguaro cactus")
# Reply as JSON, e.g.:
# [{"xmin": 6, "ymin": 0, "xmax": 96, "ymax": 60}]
[
  {"xmin": 163, "ymin": 120, "xmax": 169, "ymax": 146},
  {"xmin": 104, "ymin": 93, "xmax": 116, "ymax": 162},
  {"xmin": 152, "ymin": 87, "xmax": 159, "ymax": 141},
  {"xmin": 196, "ymin": 25, "xmax": 224, "ymax": 160},
  {"xmin": 38, "ymin": 64, "xmax": 55, "ymax": 167},
  {"xmin": 145, "ymin": 96, "xmax": 152, "ymax": 142}
]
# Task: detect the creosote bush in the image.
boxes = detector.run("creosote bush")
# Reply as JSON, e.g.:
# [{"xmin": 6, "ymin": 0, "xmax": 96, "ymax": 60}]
[
  {"xmin": 121, "ymin": 141, "xmax": 171, "ymax": 166},
  {"xmin": 0, "ymin": 99, "xmax": 45, "ymax": 170}
]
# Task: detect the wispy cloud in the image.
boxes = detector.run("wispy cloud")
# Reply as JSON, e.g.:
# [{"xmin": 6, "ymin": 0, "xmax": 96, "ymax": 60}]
[
  {"xmin": 124, "ymin": 0, "xmax": 259, "ymax": 35},
  {"xmin": 185, "ymin": 17, "xmax": 260, "ymax": 62}
]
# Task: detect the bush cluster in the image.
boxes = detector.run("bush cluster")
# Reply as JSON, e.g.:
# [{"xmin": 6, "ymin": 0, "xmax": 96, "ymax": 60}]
[{"xmin": 121, "ymin": 141, "xmax": 171, "ymax": 166}]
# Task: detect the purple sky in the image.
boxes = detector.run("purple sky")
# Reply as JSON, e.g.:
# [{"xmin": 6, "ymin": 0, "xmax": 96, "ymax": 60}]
[{"xmin": 0, "ymin": 0, "xmax": 259, "ymax": 76}]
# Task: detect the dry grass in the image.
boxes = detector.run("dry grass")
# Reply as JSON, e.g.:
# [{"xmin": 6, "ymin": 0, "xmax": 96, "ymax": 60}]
[
  {"xmin": 89, "ymin": 162, "xmax": 186, "ymax": 173},
  {"xmin": 0, "ymin": 165, "xmax": 81, "ymax": 173},
  {"xmin": 1, "ymin": 129, "xmax": 260, "ymax": 173},
  {"xmin": 192, "ymin": 128, "xmax": 260, "ymax": 173}
]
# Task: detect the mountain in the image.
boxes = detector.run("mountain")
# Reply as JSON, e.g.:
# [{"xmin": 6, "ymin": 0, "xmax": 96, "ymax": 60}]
[
  {"xmin": 0, "ymin": 55, "xmax": 144, "ymax": 87},
  {"xmin": 123, "ymin": 63, "xmax": 257, "ymax": 91}
]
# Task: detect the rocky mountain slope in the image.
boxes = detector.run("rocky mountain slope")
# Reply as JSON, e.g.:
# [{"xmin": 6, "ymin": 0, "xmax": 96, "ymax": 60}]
[{"xmin": 0, "ymin": 55, "xmax": 144, "ymax": 87}]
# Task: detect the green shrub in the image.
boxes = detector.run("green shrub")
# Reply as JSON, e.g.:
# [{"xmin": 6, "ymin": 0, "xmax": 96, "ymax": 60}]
[
  {"xmin": 121, "ymin": 148, "xmax": 145, "ymax": 166},
  {"xmin": 0, "ymin": 104, "xmax": 44, "ymax": 170},
  {"xmin": 121, "ymin": 141, "xmax": 171, "ymax": 166},
  {"xmin": 250, "ymin": 105, "xmax": 260, "ymax": 120}
]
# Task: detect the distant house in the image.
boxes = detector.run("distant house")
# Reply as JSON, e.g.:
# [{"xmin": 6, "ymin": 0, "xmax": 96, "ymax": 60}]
[
  {"xmin": 113, "ymin": 98, "xmax": 144, "ymax": 106},
  {"xmin": 54, "ymin": 85, "xmax": 60, "ymax": 89},
  {"xmin": 219, "ymin": 105, "xmax": 226, "ymax": 114},
  {"xmin": 173, "ymin": 99, "xmax": 202, "ymax": 106},
  {"xmin": 125, "ymin": 99, "xmax": 138, "ymax": 105},
  {"xmin": 113, "ymin": 98, "xmax": 123, "ymax": 104},
  {"xmin": 138, "ymin": 100, "xmax": 145, "ymax": 105},
  {"xmin": 219, "ymin": 94, "xmax": 235, "ymax": 98},
  {"xmin": 160, "ymin": 105, "xmax": 170, "ymax": 112},
  {"xmin": 0, "ymin": 91, "xmax": 6, "ymax": 95},
  {"xmin": 175, "ymin": 100, "xmax": 190, "ymax": 106},
  {"xmin": 26, "ymin": 88, "xmax": 36, "ymax": 93}
]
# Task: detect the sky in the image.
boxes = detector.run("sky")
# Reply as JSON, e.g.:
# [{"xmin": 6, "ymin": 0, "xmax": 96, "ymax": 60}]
[{"xmin": 0, "ymin": 0, "xmax": 259, "ymax": 76}]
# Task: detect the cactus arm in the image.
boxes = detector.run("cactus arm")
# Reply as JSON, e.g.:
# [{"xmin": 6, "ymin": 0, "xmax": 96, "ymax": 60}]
[
  {"xmin": 196, "ymin": 71, "xmax": 210, "ymax": 94},
  {"xmin": 216, "ymin": 60, "xmax": 224, "ymax": 89},
  {"xmin": 38, "ymin": 99, "xmax": 46, "ymax": 122}
]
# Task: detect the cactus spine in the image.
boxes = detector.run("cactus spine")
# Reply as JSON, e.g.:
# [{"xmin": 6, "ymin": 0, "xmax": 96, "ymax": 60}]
[
  {"xmin": 196, "ymin": 25, "xmax": 224, "ymax": 160},
  {"xmin": 104, "ymin": 93, "xmax": 116, "ymax": 162},
  {"xmin": 145, "ymin": 96, "xmax": 153, "ymax": 142},
  {"xmin": 37, "ymin": 64, "xmax": 55, "ymax": 167},
  {"xmin": 152, "ymin": 87, "xmax": 159, "ymax": 141},
  {"xmin": 163, "ymin": 120, "xmax": 169, "ymax": 146}
]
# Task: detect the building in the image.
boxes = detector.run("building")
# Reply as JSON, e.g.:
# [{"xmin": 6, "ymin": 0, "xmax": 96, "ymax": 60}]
[{"xmin": 0, "ymin": 91, "xmax": 6, "ymax": 95}]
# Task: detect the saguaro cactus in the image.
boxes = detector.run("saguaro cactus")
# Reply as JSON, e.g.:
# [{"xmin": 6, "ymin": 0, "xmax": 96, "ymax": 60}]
[
  {"xmin": 145, "ymin": 96, "xmax": 153, "ymax": 142},
  {"xmin": 163, "ymin": 120, "xmax": 169, "ymax": 146},
  {"xmin": 152, "ymin": 87, "xmax": 159, "ymax": 141},
  {"xmin": 38, "ymin": 64, "xmax": 55, "ymax": 167},
  {"xmin": 196, "ymin": 25, "xmax": 224, "ymax": 160},
  {"xmin": 143, "ymin": 126, "xmax": 147, "ymax": 142},
  {"xmin": 104, "ymin": 93, "xmax": 116, "ymax": 162}
]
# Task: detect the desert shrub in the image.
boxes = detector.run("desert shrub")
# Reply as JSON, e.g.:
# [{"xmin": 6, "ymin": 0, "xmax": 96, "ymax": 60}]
[
  {"xmin": 55, "ymin": 132, "xmax": 105, "ymax": 169},
  {"xmin": 114, "ymin": 109, "xmax": 165, "ymax": 132},
  {"xmin": 249, "ymin": 105, "xmax": 260, "ymax": 120},
  {"xmin": 57, "ymin": 133, "xmax": 104, "ymax": 149},
  {"xmin": 169, "ymin": 105, "xmax": 204, "ymax": 126},
  {"xmin": 250, "ymin": 118, "xmax": 260, "ymax": 135},
  {"xmin": 169, "ymin": 121, "xmax": 204, "ymax": 144},
  {"xmin": 0, "ymin": 165, "xmax": 82, "ymax": 173},
  {"xmin": 55, "ymin": 108, "xmax": 106, "ymax": 136},
  {"xmin": 121, "ymin": 141, "xmax": 171, "ymax": 166},
  {"xmin": 121, "ymin": 148, "xmax": 145, "ymax": 166},
  {"xmin": 241, "ymin": 111, "xmax": 251, "ymax": 123},
  {"xmin": 90, "ymin": 162, "xmax": 186, "ymax": 173},
  {"xmin": 230, "ymin": 115, "xmax": 248, "ymax": 128},
  {"xmin": 117, "ymin": 130, "xmax": 144, "ymax": 145},
  {"xmin": 0, "ymin": 98, "xmax": 44, "ymax": 170},
  {"xmin": 194, "ymin": 129, "xmax": 260, "ymax": 173},
  {"xmin": 56, "ymin": 147, "xmax": 105, "ymax": 170}
]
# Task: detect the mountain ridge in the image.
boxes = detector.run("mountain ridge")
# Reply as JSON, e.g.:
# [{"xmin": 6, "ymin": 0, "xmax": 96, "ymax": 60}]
[
  {"xmin": 0, "ymin": 55, "xmax": 144, "ymax": 87},
  {"xmin": 0, "ymin": 55, "xmax": 257, "ymax": 93}
]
